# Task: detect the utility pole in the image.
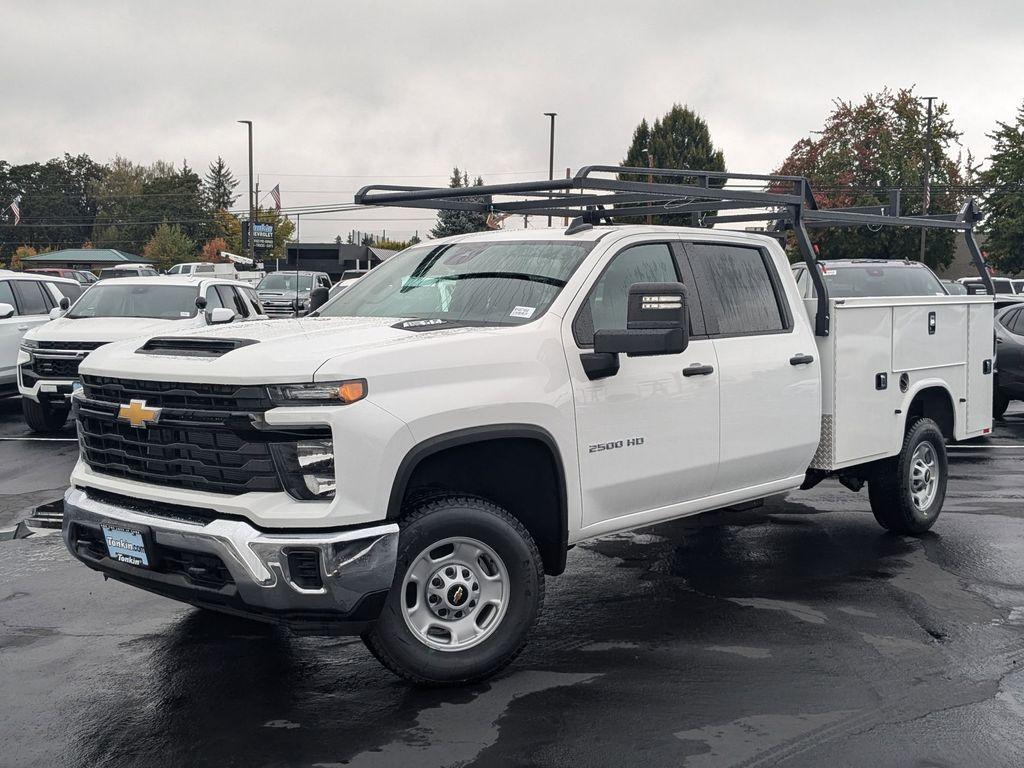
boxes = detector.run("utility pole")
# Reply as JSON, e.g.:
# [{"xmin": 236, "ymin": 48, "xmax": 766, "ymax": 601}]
[
  {"xmin": 919, "ymin": 96, "xmax": 936, "ymax": 263},
  {"xmin": 544, "ymin": 112, "xmax": 557, "ymax": 227},
  {"xmin": 642, "ymin": 147, "xmax": 655, "ymax": 225},
  {"xmin": 238, "ymin": 120, "xmax": 254, "ymax": 263}
]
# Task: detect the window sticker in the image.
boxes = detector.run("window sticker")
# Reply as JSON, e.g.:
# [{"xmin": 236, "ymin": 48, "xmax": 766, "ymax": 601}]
[{"xmin": 510, "ymin": 306, "xmax": 536, "ymax": 319}]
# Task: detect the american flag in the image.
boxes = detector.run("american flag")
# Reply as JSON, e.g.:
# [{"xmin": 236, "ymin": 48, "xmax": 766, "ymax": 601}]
[
  {"xmin": 269, "ymin": 184, "xmax": 281, "ymax": 211},
  {"xmin": 8, "ymin": 195, "xmax": 21, "ymax": 225}
]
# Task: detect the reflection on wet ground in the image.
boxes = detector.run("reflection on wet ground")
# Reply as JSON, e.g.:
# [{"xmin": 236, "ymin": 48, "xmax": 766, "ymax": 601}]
[{"xmin": 2, "ymin": 406, "xmax": 1024, "ymax": 766}]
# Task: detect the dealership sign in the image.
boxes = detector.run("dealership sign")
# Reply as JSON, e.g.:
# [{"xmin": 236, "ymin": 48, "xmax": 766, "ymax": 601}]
[{"xmin": 243, "ymin": 221, "xmax": 275, "ymax": 251}]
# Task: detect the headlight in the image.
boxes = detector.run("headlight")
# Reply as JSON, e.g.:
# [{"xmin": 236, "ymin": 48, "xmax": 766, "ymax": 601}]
[
  {"xmin": 271, "ymin": 438, "xmax": 336, "ymax": 500},
  {"xmin": 20, "ymin": 339, "xmax": 39, "ymax": 354},
  {"xmin": 267, "ymin": 379, "xmax": 366, "ymax": 406}
]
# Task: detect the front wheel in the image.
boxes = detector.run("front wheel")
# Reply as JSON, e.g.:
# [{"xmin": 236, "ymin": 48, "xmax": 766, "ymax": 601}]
[
  {"xmin": 21, "ymin": 397, "xmax": 69, "ymax": 433},
  {"xmin": 362, "ymin": 496, "xmax": 544, "ymax": 686},
  {"xmin": 868, "ymin": 417, "xmax": 947, "ymax": 534}
]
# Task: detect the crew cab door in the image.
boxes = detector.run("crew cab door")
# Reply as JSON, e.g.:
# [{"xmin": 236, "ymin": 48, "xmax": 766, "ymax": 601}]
[
  {"xmin": 565, "ymin": 240, "xmax": 720, "ymax": 529},
  {"xmin": 683, "ymin": 241, "xmax": 820, "ymax": 495},
  {"xmin": 0, "ymin": 279, "xmax": 54, "ymax": 384}
]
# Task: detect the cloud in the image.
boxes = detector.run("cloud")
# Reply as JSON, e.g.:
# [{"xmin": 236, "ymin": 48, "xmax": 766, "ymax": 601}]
[{"xmin": 3, "ymin": 0, "xmax": 1022, "ymax": 241}]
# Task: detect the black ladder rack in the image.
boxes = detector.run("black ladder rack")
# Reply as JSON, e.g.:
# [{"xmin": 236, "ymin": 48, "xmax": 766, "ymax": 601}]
[{"xmin": 354, "ymin": 165, "xmax": 993, "ymax": 337}]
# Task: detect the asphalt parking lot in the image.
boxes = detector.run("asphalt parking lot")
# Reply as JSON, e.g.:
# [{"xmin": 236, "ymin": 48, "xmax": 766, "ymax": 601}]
[{"xmin": 2, "ymin": 398, "xmax": 1024, "ymax": 768}]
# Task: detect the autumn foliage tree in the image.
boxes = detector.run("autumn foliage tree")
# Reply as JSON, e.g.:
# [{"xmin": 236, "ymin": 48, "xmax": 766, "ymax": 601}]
[
  {"xmin": 774, "ymin": 88, "xmax": 968, "ymax": 270},
  {"xmin": 200, "ymin": 237, "xmax": 230, "ymax": 262}
]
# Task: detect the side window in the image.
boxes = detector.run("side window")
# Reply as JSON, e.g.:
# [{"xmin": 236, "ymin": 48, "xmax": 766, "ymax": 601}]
[
  {"xmin": 0, "ymin": 280, "xmax": 17, "ymax": 313},
  {"xmin": 242, "ymin": 287, "xmax": 263, "ymax": 314},
  {"xmin": 50, "ymin": 281, "xmax": 83, "ymax": 302},
  {"xmin": 215, "ymin": 285, "xmax": 240, "ymax": 316},
  {"xmin": 573, "ymin": 243, "xmax": 679, "ymax": 346},
  {"xmin": 1010, "ymin": 309, "xmax": 1024, "ymax": 336},
  {"xmin": 198, "ymin": 264, "xmax": 215, "ymax": 273},
  {"xmin": 229, "ymin": 287, "xmax": 250, "ymax": 317},
  {"xmin": 204, "ymin": 286, "xmax": 225, "ymax": 310},
  {"xmin": 686, "ymin": 244, "xmax": 788, "ymax": 336},
  {"xmin": 320, "ymin": 275, "xmax": 331, "ymax": 288},
  {"xmin": 12, "ymin": 280, "xmax": 51, "ymax": 315}
]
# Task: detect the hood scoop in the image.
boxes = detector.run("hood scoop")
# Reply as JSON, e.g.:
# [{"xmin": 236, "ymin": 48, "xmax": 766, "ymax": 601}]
[{"xmin": 137, "ymin": 336, "xmax": 259, "ymax": 358}]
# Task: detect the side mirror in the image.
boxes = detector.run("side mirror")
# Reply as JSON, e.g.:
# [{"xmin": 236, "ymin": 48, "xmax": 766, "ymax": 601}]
[
  {"xmin": 195, "ymin": 295, "xmax": 208, "ymax": 310},
  {"xmin": 0, "ymin": 303, "xmax": 15, "ymax": 320},
  {"xmin": 59, "ymin": 297, "xmax": 71, "ymax": 310},
  {"xmin": 594, "ymin": 282, "xmax": 689, "ymax": 357},
  {"xmin": 207, "ymin": 307, "xmax": 235, "ymax": 325},
  {"xmin": 308, "ymin": 287, "xmax": 329, "ymax": 312},
  {"xmin": 48, "ymin": 307, "xmax": 63, "ymax": 320}
]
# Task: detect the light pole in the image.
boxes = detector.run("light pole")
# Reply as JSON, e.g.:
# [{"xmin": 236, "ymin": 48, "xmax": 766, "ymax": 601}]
[
  {"xmin": 238, "ymin": 120, "xmax": 254, "ymax": 263},
  {"xmin": 544, "ymin": 112, "xmax": 557, "ymax": 226},
  {"xmin": 919, "ymin": 96, "xmax": 936, "ymax": 263}
]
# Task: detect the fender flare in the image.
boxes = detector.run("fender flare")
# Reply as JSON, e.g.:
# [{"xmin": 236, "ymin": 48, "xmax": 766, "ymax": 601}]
[{"xmin": 386, "ymin": 423, "xmax": 570, "ymax": 574}]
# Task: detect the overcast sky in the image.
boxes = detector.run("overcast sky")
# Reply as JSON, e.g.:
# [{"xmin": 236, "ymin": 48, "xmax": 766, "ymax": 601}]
[{"xmin": 3, "ymin": 0, "xmax": 1022, "ymax": 242}]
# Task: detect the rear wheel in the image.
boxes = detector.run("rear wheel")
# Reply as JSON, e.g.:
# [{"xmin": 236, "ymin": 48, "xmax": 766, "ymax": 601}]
[
  {"xmin": 362, "ymin": 496, "xmax": 544, "ymax": 686},
  {"xmin": 21, "ymin": 397, "xmax": 69, "ymax": 433},
  {"xmin": 868, "ymin": 417, "xmax": 947, "ymax": 534},
  {"xmin": 993, "ymin": 388, "xmax": 1010, "ymax": 419}
]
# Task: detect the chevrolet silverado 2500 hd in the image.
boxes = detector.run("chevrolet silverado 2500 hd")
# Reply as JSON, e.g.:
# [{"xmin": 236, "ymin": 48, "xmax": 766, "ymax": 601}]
[
  {"xmin": 18, "ymin": 276, "xmax": 266, "ymax": 432},
  {"xmin": 62, "ymin": 168, "xmax": 995, "ymax": 685}
]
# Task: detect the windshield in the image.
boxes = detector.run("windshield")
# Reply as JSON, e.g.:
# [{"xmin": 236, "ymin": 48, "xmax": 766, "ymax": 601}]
[
  {"xmin": 67, "ymin": 284, "xmax": 199, "ymax": 319},
  {"xmin": 166, "ymin": 264, "xmax": 188, "ymax": 274},
  {"xmin": 258, "ymin": 274, "xmax": 314, "ymax": 291},
  {"xmin": 820, "ymin": 264, "xmax": 946, "ymax": 298},
  {"xmin": 319, "ymin": 241, "xmax": 593, "ymax": 325}
]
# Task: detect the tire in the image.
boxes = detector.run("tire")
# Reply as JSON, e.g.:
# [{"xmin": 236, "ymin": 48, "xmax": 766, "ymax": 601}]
[
  {"xmin": 868, "ymin": 417, "xmax": 947, "ymax": 534},
  {"xmin": 993, "ymin": 388, "xmax": 1010, "ymax": 420},
  {"xmin": 21, "ymin": 397, "xmax": 69, "ymax": 433},
  {"xmin": 362, "ymin": 496, "xmax": 545, "ymax": 686}
]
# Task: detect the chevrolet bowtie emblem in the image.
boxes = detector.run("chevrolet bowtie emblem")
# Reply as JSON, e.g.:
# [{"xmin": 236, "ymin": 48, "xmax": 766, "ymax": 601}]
[{"xmin": 117, "ymin": 399, "xmax": 162, "ymax": 429}]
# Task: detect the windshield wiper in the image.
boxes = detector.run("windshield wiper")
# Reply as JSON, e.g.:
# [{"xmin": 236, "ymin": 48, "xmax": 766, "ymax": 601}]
[{"xmin": 400, "ymin": 272, "xmax": 565, "ymax": 293}]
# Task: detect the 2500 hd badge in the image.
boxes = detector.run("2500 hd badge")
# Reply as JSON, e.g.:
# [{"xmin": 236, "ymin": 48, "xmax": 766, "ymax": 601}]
[{"xmin": 589, "ymin": 437, "xmax": 645, "ymax": 453}]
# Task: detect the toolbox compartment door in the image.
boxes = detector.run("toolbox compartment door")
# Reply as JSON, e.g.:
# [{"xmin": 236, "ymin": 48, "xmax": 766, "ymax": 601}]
[
  {"xmin": 966, "ymin": 302, "xmax": 995, "ymax": 434},
  {"xmin": 892, "ymin": 303, "xmax": 967, "ymax": 372}
]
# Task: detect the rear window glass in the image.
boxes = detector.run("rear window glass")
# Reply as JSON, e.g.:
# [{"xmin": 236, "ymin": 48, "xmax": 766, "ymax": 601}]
[
  {"xmin": 820, "ymin": 264, "xmax": 947, "ymax": 297},
  {"xmin": 688, "ymin": 244, "xmax": 786, "ymax": 335}
]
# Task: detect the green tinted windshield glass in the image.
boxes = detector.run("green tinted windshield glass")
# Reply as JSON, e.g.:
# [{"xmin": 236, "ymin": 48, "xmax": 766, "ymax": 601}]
[
  {"xmin": 319, "ymin": 241, "xmax": 593, "ymax": 325},
  {"xmin": 67, "ymin": 284, "xmax": 199, "ymax": 319}
]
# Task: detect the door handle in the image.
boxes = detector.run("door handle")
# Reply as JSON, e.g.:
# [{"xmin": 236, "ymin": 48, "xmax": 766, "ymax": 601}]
[
  {"xmin": 789, "ymin": 354, "xmax": 814, "ymax": 366},
  {"xmin": 683, "ymin": 363, "xmax": 714, "ymax": 377}
]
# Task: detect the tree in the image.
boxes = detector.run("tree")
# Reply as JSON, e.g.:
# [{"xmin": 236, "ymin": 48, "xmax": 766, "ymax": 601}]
[
  {"xmin": 210, "ymin": 208, "xmax": 242, "ymax": 252},
  {"xmin": 144, "ymin": 222, "xmax": 196, "ymax": 270},
  {"xmin": 204, "ymin": 157, "xmax": 239, "ymax": 211},
  {"xmin": 774, "ymin": 88, "xmax": 967, "ymax": 270},
  {"xmin": 429, "ymin": 168, "xmax": 490, "ymax": 238},
  {"xmin": 979, "ymin": 101, "xmax": 1024, "ymax": 275},
  {"xmin": 9, "ymin": 245, "xmax": 36, "ymax": 270},
  {"xmin": 254, "ymin": 206, "xmax": 295, "ymax": 259},
  {"xmin": 621, "ymin": 105, "xmax": 726, "ymax": 225},
  {"xmin": 200, "ymin": 237, "xmax": 230, "ymax": 262}
]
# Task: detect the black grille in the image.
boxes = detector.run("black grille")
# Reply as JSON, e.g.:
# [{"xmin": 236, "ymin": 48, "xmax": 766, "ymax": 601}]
[
  {"xmin": 32, "ymin": 357, "xmax": 81, "ymax": 379},
  {"xmin": 82, "ymin": 488, "xmax": 221, "ymax": 526},
  {"xmin": 81, "ymin": 375, "xmax": 274, "ymax": 411},
  {"xmin": 78, "ymin": 413, "xmax": 282, "ymax": 495},
  {"xmin": 137, "ymin": 337, "xmax": 259, "ymax": 358}
]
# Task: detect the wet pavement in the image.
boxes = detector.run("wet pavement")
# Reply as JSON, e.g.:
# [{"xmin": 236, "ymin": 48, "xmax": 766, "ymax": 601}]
[{"xmin": 2, "ymin": 397, "xmax": 1024, "ymax": 767}]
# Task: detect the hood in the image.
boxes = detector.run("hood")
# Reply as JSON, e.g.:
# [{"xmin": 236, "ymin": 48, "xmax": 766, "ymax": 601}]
[
  {"xmin": 78, "ymin": 315, "xmax": 483, "ymax": 383},
  {"xmin": 24, "ymin": 315, "xmax": 201, "ymax": 344},
  {"xmin": 259, "ymin": 289, "xmax": 310, "ymax": 299}
]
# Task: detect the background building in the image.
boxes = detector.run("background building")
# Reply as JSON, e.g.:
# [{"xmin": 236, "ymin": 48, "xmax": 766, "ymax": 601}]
[
  {"xmin": 21, "ymin": 249, "xmax": 152, "ymax": 271},
  {"xmin": 276, "ymin": 244, "xmax": 399, "ymax": 281}
]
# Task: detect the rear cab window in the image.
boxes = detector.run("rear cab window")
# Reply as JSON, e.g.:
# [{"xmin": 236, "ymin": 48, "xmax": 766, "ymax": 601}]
[{"xmin": 685, "ymin": 243, "xmax": 790, "ymax": 336}]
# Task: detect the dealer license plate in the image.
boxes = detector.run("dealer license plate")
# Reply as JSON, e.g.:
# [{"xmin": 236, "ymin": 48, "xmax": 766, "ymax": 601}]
[{"xmin": 101, "ymin": 524, "xmax": 150, "ymax": 568}]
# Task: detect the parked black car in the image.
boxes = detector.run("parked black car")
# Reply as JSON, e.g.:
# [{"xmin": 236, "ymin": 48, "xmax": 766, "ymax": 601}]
[{"xmin": 994, "ymin": 302, "xmax": 1024, "ymax": 417}]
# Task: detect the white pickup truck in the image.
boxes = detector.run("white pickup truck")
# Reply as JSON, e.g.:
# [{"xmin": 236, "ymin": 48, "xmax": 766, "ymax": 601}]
[{"xmin": 61, "ymin": 169, "xmax": 995, "ymax": 685}]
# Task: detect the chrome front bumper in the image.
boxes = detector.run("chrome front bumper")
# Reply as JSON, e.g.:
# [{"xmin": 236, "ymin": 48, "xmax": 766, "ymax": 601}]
[{"xmin": 62, "ymin": 487, "xmax": 399, "ymax": 630}]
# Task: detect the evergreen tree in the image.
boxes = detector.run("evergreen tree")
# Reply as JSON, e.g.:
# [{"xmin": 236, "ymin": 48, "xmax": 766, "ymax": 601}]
[
  {"xmin": 430, "ymin": 167, "xmax": 490, "ymax": 238},
  {"xmin": 621, "ymin": 105, "xmax": 726, "ymax": 226},
  {"xmin": 204, "ymin": 156, "xmax": 239, "ymax": 211},
  {"xmin": 980, "ymin": 101, "xmax": 1024, "ymax": 274}
]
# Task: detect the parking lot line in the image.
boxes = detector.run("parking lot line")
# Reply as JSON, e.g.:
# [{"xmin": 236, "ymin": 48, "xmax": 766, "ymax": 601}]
[
  {"xmin": 948, "ymin": 444, "xmax": 1024, "ymax": 450},
  {"xmin": 0, "ymin": 437, "xmax": 77, "ymax": 442}
]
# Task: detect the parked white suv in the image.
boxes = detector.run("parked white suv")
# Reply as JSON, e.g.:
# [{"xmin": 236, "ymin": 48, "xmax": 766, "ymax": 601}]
[
  {"xmin": 61, "ymin": 221, "xmax": 993, "ymax": 684},
  {"xmin": 18, "ymin": 276, "xmax": 266, "ymax": 432},
  {"xmin": 0, "ymin": 271, "xmax": 83, "ymax": 398}
]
